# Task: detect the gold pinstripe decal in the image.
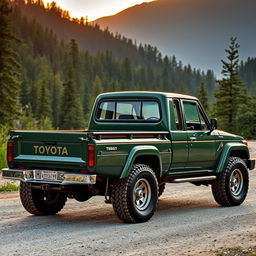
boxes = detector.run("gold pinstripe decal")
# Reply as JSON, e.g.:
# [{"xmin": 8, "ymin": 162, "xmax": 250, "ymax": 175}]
[
  {"xmin": 96, "ymin": 140, "xmax": 171, "ymax": 145},
  {"xmin": 96, "ymin": 139, "xmax": 242, "ymax": 146},
  {"xmin": 172, "ymin": 140, "xmax": 216, "ymax": 143},
  {"xmin": 172, "ymin": 140, "xmax": 242, "ymax": 143}
]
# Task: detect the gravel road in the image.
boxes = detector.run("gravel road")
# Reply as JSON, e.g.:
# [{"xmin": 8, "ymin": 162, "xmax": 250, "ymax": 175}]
[{"xmin": 0, "ymin": 142, "xmax": 256, "ymax": 256}]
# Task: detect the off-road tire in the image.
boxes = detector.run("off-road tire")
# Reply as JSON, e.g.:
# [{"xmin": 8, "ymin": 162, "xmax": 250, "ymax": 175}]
[
  {"xmin": 212, "ymin": 157, "xmax": 249, "ymax": 206},
  {"xmin": 112, "ymin": 164, "xmax": 158, "ymax": 223},
  {"xmin": 158, "ymin": 182, "xmax": 166, "ymax": 197},
  {"xmin": 20, "ymin": 181, "xmax": 67, "ymax": 215}
]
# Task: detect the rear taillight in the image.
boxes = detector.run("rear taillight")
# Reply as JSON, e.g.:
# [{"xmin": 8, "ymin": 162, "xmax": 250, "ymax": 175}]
[
  {"xmin": 7, "ymin": 142, "xmax": 14, "ymax": 162},
  {"xmin": 88, "ymin": 145, "xmax": 95, "ymax": 167}
]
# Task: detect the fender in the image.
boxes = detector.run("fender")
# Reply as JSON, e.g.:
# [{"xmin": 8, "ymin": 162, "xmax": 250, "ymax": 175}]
[
  {"xmin": 216, "ymin": 142, "xmax": 249, "ymax": 173},
  {"xmin": 120, "ymin": 145, "xmax": 162, "ymax": 179}
]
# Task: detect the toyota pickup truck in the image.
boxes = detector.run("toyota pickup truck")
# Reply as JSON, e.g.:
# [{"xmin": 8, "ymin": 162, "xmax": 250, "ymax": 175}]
[{"xmin": 2, "ymin": 91, "xmax": 255, "ymax": 223}]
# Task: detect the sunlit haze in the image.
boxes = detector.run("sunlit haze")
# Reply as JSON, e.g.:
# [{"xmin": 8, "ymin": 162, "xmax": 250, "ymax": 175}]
[{"xmin": 43, "ymin": 0, "xmax": 155, "ymax": 21}]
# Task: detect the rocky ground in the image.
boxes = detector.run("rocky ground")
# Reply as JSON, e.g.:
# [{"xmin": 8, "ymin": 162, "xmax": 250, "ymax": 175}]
[{"xmin": 0, "ymin": 142, "xmax": 255, "ymax": 256}]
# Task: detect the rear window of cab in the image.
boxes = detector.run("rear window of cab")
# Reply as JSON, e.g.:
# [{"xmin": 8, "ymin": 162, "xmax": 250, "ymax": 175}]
[{"xmin": 96, "ymin": 100, "xmax": 161, "ymax": 122}]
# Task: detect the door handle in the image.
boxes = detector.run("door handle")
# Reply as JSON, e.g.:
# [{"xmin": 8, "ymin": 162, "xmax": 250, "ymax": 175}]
[{"xmin": 189, "ymin": 137, "xmax": 197, "ymax": 141}]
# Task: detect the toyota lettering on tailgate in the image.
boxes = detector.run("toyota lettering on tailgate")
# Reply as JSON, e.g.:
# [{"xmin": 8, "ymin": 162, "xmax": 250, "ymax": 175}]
[{"xmin": 33, "ymin": 145, "xmax": 68, "ymax": 156}]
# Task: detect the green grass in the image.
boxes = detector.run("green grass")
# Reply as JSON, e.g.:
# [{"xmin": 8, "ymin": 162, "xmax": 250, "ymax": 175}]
[
  {"xmin": 0, "ymin": 182, "xmax": 19, "ymax": 192},
  {"xmin": 0, "ymin": 126, "xmax": 8, "ymax": 170},
  {"xmin": 0, "ymin": 142, "xmax": 7, "ymax": 170},
  {"xmin": 218, "ymin": 247, "xmax": 256, "ymax": 256}
]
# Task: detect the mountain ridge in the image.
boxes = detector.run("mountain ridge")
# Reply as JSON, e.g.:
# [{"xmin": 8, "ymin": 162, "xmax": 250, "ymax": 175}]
[{"xmin": 95, "ymin": 0, "xmax": 256, "ymax": 74}]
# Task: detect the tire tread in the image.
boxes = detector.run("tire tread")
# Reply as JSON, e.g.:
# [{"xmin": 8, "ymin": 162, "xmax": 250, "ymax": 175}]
[
  {"xmin": 212, "ymin": 157, "xmax": 248, "ymax": 206},
  {"xmin": 20, "ymin": 182, "xmax": 67, "ymax": 215},
  {"xmin": 112, "ymin": 164, "xmax": 158, "ymax": 223}
]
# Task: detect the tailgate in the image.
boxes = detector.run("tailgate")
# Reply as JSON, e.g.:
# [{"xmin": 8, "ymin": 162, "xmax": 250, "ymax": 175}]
[{"xmin": 10, "ymin": 131, "xmax": 90, "ymax": 168}]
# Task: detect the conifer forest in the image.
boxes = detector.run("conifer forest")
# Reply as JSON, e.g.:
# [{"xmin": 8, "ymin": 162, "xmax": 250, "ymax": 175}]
[{"xmin": 1, "ymin": 0, "xmax": 256, "ymax": 168}]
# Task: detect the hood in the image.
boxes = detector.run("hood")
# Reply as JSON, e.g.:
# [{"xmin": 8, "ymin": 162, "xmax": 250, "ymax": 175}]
[{"xmin": 216, "ymin": 130, "xmax": 244, "ymax": 141}]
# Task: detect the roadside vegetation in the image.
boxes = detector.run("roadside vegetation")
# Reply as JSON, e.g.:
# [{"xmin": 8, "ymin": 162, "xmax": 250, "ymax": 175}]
[
  {"xmin": 0, "ymin": 182, "xmax": 19, "ymax": 192},
  {"xmin": 218, "ymin": 246, "xmax": 256, "ymax": 256},
  {"xmin": 0, "ymin": 127, "xmax": 8, "ymax": 170}
]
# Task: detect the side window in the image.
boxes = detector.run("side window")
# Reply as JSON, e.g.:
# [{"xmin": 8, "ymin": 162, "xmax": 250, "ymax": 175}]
[
  {"xmin": 198, "ymin": 109, "xmax": 208, "ymax": 130},
  {"xmin": 183, "ymin": 101, "xmax": 208, "ymax": 130},
  {"xmin": 172, "ymin": 99, "xmax": 183, "ymax": 130}
]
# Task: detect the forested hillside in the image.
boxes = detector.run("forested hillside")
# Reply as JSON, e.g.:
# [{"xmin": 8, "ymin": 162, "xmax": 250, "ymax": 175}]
[
  {"xmin": 13, "ymin": 0, "xmax": 146, "ymax": 62},
  {"xmin": 8, "ymin": 0, "xmax": 216, "ymax": 130},
  {"xmin": 240, "ymin": 58, "xmax": 256, "ymax": 94}
]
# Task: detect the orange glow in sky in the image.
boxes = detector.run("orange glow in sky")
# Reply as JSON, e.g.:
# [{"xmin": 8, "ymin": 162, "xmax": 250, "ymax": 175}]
[{"xmin": 43, "ymin": 0, "xmax": 154, "ymax": 21}]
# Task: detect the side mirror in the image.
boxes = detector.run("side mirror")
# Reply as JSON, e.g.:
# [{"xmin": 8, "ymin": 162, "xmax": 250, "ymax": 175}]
[{"xmin": 210, "ymin": 118, "xmax": 217, "ymax": 131}]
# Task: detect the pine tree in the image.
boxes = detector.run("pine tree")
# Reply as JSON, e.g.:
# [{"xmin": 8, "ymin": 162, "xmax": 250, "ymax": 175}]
[
  {"xmin": 30, "ymin": 80, "xmax": 40, "ymax": 117},
  {"xmin": 19, "ymin": 105, "xmax": 38, "ymax": 130},
  {"xmin": 93, "ymin": 75, "xmax": 103, "ymax": 95},
  {"xmin": 39, "ymin": 84, "xmax": 52, "ymax": 128},
  {"xmin": 51, "ymin": 73, "xmax": 63, "ymax": 128},
  {"xmin": 179, "ymin": 83, "xmax": 188, "ymax": 94},
  {"xmin": 0, "ymin": 0, "xmax": 21, "ymax": 127},
  {"xmin": 69, "ymin": 39, "xmax": 81, "ymax": 93},
  {"xmin": 32, "ymin": 57, "xmax": 53, "ymax": 122},
  {"xmin": 20, "ymin": 68, "xmax": 30, "ymax": 106},
  {"xmin": 205, "ymin": 70, "xmax": 216, "ymax": 100},
  {"xmin": 88, "ymin": 75, "xmax": 103, "ymax": 113},
  {"xmin": 107, "ymin": 80, "xmax": 119, "ymax": 92},
  {"xmin": 59, "ymin": 69, "xmax": 85, "ymax": 129},
  {"xmin": 197, "ymin": 82, "xmax": 209, "ymax": 112},
  {"xmin": 121, "ymin": 58, "xmax": 133, "ymax": 89},
  {"xmin": 236, "ymin": 96, "xmax": 256, "ymax": 139},
  {"xmin": 215, "ymin": 37, "xmax": 247, "ymax": 132},
  {"xmin": 161, "ymin": 56, "xmax": 170, "ymax": 91}
]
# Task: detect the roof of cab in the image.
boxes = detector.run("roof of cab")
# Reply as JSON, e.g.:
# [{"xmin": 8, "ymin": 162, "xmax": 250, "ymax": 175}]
[{"xmin": 98, "ymin": 91, "xmax": 198, "ymax": 100}]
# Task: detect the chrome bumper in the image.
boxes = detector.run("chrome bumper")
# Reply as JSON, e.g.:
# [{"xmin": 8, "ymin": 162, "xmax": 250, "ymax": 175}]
[{"xmin": 1, "ymin": 168, "xmax": 96, "ymax": 185}]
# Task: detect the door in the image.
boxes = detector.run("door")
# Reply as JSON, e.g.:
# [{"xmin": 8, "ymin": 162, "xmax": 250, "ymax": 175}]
[
  {"xmin": 168, "ymin": 99, "xmax": 189, "ymax": 172},
  {"xmin": 182, "ymin": 100, "xmax": 217, "ymax": 171}
]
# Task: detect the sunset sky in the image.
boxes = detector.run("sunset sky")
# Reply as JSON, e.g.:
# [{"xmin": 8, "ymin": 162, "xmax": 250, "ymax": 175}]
[{"xmin": 44, "ymin": 0, "xmax": 154, "ymax": 21}]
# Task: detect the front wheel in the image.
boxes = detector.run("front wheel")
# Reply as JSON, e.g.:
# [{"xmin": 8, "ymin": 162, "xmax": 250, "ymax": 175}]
[
  {"xmin": 20, "ymin": 182, "xmax": 67, "ymax": 215},
  {"xmin": 212, "ymin": 157, "xmax": 249, "ymax": 206},
  {"xmin": 112, "ymin": 164, "xmax": 158, "ymax": 223}
]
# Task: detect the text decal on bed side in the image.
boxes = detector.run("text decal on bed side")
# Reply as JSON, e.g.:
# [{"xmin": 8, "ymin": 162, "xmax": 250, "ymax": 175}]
[{"xmin": 106, "ymin": 146, "xmax": 117, "ymax": 151}]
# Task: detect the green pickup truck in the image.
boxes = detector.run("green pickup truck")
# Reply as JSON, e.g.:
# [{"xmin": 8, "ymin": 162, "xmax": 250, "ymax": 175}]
[{"xmin": 2, "ymin": 91, "xmax": 255, "ymax": 223}]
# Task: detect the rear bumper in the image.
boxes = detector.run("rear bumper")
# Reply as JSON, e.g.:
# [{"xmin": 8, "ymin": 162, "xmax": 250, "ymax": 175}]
[
  {"xmin": 247, "ymin": 160, "xmax": 255, "ymax": 170},
  {"xmin": 1, "ymin": 168, "xmax": 96, "ymax": 185}
]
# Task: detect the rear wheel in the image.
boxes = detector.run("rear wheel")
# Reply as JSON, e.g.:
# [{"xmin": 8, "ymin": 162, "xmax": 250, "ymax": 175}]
[
  {"xmin": 20, "ymin": 182, "xmax": 67, "ymax": 215},
  {"xmin": 212, "ymin": 157, "xmax": 249, "ymax": 206},
  {"xmin": 112, "ymin": 164, "xmax": 158, "ymax": 223}
]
